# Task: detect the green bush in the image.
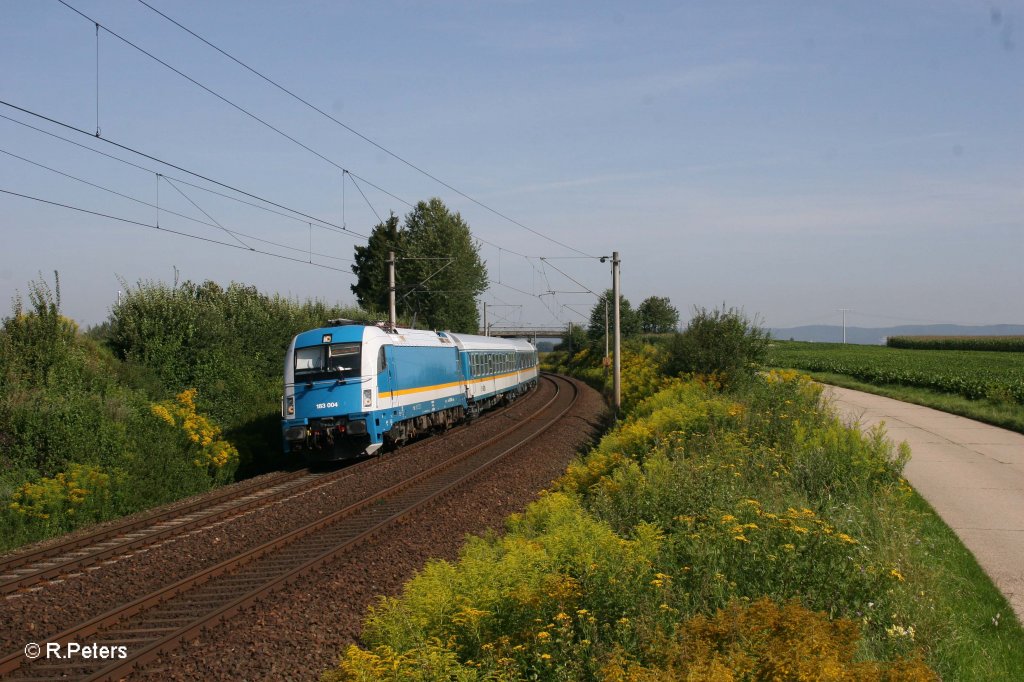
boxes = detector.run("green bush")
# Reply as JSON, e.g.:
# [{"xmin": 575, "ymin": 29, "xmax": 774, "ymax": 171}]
[
  {"xmin": 662, "ymin": 305, "xmax": 770, "ymax": 386},
  {"xmin": 106, "ymin": 279, "xmax": 372, "ymax": 472},
  {"xmin": 0, "ymin": 276, "xmax": 250, "ymax": 551}
]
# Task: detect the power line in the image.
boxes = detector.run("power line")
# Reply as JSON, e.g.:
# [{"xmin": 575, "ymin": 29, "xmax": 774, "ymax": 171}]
[
  {"xmin": 133, "ymin": 0, "xmax": 595, "ymax": 259},
  {"xmin": 0, "ymin": 102, "xmax": 370, "ymax": 240},
  {"xmin": 162, "ymin": 175, "xmax": 250, "ymax": 249},
  {"xmin": 2, "ymin": 102, "xmax": 545, "ymax": 266},
  {"xmin": 538, "ymin": 257, "xmax": 601, "ymax": 298},
  {"xmin": 0, "ymin": 106, "xmax": 586, "ymax": 323},
  {"xmin": 57, "ymin": 0, "xmax": 548, "ymax": 263},
  {"xmin": 1, "ymin": 106, "xmax": 372, "ymax": 240},
  {"xmin": 56, "ymin": 0, "xmax": 414, "ymax": 212},
  {"xmin": 0, "ymin": 149, "xmax": 352, "ymax": 263},
  {"xmin": 1, "ymin": 187, "xmax": 353, "ymax": 273}
]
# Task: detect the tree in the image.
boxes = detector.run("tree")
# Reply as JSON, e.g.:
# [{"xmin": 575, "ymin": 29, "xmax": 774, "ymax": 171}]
[
  {"xmin": 555, "ymin": 323, "xmax": 588, "ymax": 354},
  {"xmin": 638, "ymin": 296, "xmax": 679, "ymax": 333},
  {"xmin": 351, "ymin": 213, "xmax": 404, "ymax": 314},
  {"xmin": 587, "ymin": 289, "xmax": 640, "ymax": 345},
  {"xmin": 350, "ymin": 199, "xmax": 487, "ymax": 333}
]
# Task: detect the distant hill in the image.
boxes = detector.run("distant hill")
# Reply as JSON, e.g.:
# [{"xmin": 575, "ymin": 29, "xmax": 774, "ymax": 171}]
[{"xmin": 769, "ymin": 324, "xmax": 1024, "ymax": 345}]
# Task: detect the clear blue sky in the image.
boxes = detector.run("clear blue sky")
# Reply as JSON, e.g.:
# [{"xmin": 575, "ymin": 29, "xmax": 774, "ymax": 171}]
[{"xmin": 2, "ymin": 0, "xmax": 1022, "ymax": 330}]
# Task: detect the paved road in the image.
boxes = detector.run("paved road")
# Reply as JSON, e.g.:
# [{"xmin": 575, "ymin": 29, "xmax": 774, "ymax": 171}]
[{"xmin": 825, "ymin": 386, "xmax": 1024, "ymax": 623}]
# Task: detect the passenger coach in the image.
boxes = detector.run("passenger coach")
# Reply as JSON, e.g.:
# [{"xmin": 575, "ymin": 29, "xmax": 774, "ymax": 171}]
[{"xmin": 281, "ymin": 321, "xmax": 538, "ymax": 461}]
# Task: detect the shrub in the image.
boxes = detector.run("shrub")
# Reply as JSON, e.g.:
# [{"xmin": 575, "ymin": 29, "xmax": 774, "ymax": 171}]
[
  {"xmin": 662, "ymin": 305, "xmax": 770, "ymax": 387},
  {"xmin": 602, "ymin": 598, "xmax": 938, "ymax": 681},
  {"xmin": 6, "ymin": 463, "xmax": 121, "ymax": 533},
  {"xmin": 349, "ymin": 493, "xmax": 665, "ymax": 680},
  {"xmin": 106, "ymin": 279, "xmax": 373, "ymax": 472},
  {"xmin": 327, "ymin": 370, "xmax": 940, "ymax": 680},
  {"xmin": 150, "ymin": 389, "xmax": 239, "ymax": 483}
]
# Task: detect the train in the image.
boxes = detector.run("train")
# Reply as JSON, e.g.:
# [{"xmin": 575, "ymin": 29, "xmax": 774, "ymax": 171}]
[{"xmin": 281, "ymin": 320, "xmax": 539, "ymax": 461}]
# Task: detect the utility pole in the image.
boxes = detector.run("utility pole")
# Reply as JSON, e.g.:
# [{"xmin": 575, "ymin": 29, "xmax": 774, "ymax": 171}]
[
  {"xmin": 568, "ymin": 321, "xmax": 573, "ymax": 354},
  {"xmin": 838, "ymin": 308, "xmax": 851, "ymax": 344},
  {"xmin": 604, "ymin": 298, "xmax": 609, "ymax": 363},
  {"xmin": 388, "ymin": 251, "xmax": 397, "ymax": 328},
  {"xmin": 612, "ymin": 251, "xmax": 621, "ymax": 415},
  {"xmin": 483, "ymin": 301, "xmax": 488, "ymax": 336}
]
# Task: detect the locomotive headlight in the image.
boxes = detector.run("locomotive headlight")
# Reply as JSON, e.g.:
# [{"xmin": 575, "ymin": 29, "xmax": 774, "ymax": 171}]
[
  {"xmin": 286, "ymin": 396, "xmax": 295, "ymax": 415},
  {"xmin": 362, "ymin": 389, "xmax": 372, "ymax": 407}
]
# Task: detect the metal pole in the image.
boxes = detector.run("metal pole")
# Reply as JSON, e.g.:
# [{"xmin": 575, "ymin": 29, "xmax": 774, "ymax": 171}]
[
  {"xmin": 612, "ymin": 251, "xmax": 621, "ymax": 415},
  {"xmin": 604, "ymin": 298, "xmax": 609, "ymax": 362},
  {"xmin": 483, "ymin": 301, "xmax": 488, "ymax": 336},
  {"xmin": 568, "ymin": 321, "xmax": 573, "ymax": 354},
  {"xmin": 388, "ymin": 251, "xmax": 396, "ymax": 328},
  {"xmin": 838, "ymin": 308, "xmax": 850, "ymax": 344}
]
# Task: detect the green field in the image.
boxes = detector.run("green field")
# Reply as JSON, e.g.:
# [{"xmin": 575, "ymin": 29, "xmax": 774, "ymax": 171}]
[
  {"xmin": 769, "ymin": 341, "xmax": 1024, "ymax": 433},
  {"xmin": 768, "ymin": 341, "xmax": 1024, "ymax": 404},
  {"xmin": 887, "ymin": 335, "xmax": 1024, "ymax": 352}
]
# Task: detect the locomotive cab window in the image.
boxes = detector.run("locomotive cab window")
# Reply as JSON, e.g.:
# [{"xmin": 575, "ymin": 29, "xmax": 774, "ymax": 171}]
[{"xmin": 295, "ymin": 343, "xmax": 362, "ymax": 382}]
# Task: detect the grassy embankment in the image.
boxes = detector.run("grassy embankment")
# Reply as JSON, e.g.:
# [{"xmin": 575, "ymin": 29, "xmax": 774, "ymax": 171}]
[
  {"xmin": 768, "ymin": 341, "xmax": 1024, "ymax": 434},
  {"xmin": 323, "ymin": 343, "xmax": 1024, "ymax": 681},
  {"xmin": 0, "ymin": 276, "xmax": 370, "ymax": 553}
]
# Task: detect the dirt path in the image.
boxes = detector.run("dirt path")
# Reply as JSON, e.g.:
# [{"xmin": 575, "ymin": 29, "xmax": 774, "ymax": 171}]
[{"xmin": 824, "ymin": 385, "xmax": 1024, "ymax": 622}]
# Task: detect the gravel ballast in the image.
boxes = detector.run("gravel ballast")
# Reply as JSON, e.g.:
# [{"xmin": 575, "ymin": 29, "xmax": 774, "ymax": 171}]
[{"xmin": 1, "ymin": 376, "xmax": 605, "ymax": 680}]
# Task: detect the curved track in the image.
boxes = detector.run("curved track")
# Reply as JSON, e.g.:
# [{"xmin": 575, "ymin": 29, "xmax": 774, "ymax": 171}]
[
  {"xmin": 0, "ymin": 378, "xmax": 541, "ymax": 596},
  {"xmin": 1, "ymin": 374, "xmax": 576, "ymax": 681}
]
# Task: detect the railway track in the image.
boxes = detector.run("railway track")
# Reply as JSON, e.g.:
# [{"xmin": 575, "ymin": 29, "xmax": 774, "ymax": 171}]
[
  {"xmin": 0, "ymin": 377, "xmax": 539, "ymax": 597},
  {"xmin": 1, "ymin": 374, "xmax": 575, "ymax": 680}
]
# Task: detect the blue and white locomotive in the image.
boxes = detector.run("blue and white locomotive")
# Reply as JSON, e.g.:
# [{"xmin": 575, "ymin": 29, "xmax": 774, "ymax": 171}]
[{"xmin": 281, "ymin": 320, "xmax": 539, "ymax": 460}]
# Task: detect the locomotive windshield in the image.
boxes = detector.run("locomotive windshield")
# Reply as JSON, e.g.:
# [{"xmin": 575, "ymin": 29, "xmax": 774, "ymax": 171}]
[{"xmin": 294, "ymin": 343, "xmax": 362, "ymax": 382}]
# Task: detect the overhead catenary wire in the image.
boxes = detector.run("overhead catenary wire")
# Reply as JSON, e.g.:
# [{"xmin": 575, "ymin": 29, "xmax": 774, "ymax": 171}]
[
  {"xmin": 162, "ymin": 176, "xmax": 251, "ymax": 250},
  {"xmin": 58, "ymin": 0, "xmax": 564, "ymax": 263},
  {"xmin": 0, "ymin": 187, "xmax": 354, "ymax": 273},
  {"xmin": 94, "ymin": 21, "xmax": 100, "ymax": 137},
  {"xmin": 538, "ymin": 257, "xmax": 601, "ymax": 298},
  {"xmin": 133, "ymin": 0, "xmax": 595, "ymax": 259},
  {"xmin": 0, "ymin": 147, "xmax": 353, "ymax": 263},
  {"xmin": 0, "ymin": 103, "xmax": 370, "ymax": 240},
  {"xmin": 6, "ymin": 3, "xmax": 598, "ymax": 329},
  {"xmin": 56, "ymin": 0, "xmax": 414, "ymax": 215},
  {"xmin": 1, "ymin": 104, "xmax": 541, "ymax": 264},
  {"xmin": 1, "ymin": 111, "xmax": 585, "ymax": 327}
]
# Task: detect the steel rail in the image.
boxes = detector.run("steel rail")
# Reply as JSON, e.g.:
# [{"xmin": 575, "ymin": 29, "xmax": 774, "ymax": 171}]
[
  {"xmin": 0, "ymin": 384, "xmax": 536, "ymax": 595},
  {"xmin": 0, "ymin": 469, "xmax": 308, "ymax": 575},
  {"xmin": 91, "ymin": 372, "xmax": 577, "ymax": 679},
  {"xmin": 0, "ymin": 376, "xmax": 570, "ymax": 679}
]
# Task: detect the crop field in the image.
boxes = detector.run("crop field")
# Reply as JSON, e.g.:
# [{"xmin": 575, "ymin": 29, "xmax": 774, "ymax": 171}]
[
  {"xmin": 768, "ymin": 341, "xmax": 1024, "ymax": 405},
  {"xmin": 887, "ymin": 335, "xmax": 1024, "ymax": 352}
]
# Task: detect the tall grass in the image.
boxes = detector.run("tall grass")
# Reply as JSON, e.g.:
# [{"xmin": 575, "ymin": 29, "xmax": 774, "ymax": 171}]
[{"xmin": 325, "ymin": 364, "xmax": 973, "ymax": 680}]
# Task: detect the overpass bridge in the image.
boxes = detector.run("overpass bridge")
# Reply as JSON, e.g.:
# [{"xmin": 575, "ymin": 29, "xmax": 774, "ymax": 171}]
[{"xmin": 479, "ymin": 326, "xmax": 567, "ymax": 339}]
